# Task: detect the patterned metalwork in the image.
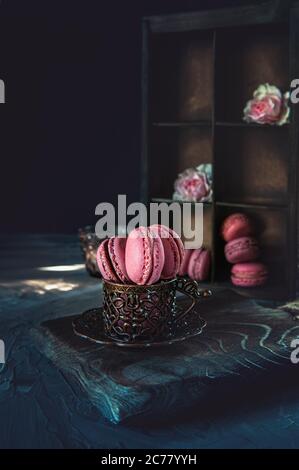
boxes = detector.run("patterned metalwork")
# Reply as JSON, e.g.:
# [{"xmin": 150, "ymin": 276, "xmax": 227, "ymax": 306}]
[
  {"xmin": 72, "ymin": 305, "xmax": 207, "ymax": 348},
  {"xmin": 103, "ymin": 279, "xmax": 176, "ymax": 342},
  {"xmin": 101, "ymin": 277, "xmax": 211, "ymax": 343},
  {"xmin": 177, "ymin": 277, "xmax": 212, "ymax": 300}
]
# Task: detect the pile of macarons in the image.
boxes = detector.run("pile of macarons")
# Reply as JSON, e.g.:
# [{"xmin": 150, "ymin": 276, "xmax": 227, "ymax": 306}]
[
  {"xmin": 220, "ymin": 213, "xmax": 268, "ymax": 287},
  {"xmin": 96, "ymin": 224, "xmax": 185, "ymax": 285},
  {"xmin": 178, "ymin": 248, "xmax": 211, "ymax": 282}
]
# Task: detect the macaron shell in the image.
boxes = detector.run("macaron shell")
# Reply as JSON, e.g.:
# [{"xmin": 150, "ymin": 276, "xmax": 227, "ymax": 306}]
[
  {"xmin": 153, "ymin": 225, "xmax": 180, "ymax": 279},
  {"xmin": 231, "ymin": 262, "xmax": 268, "ymax": 277},
  {"xmin": 225, "ymin": 236, "xmax": 259, "ymax": 264},
  {"xmin": 231, "ymin": 275, "xmax": 267, "ymax": 287},
  {"xmin": 231, "ymin": 262, "xmax": 268, "ymax": 287},
  {"xmin": 150, "ymin": 224, "xmax": 184, "ymax": 268},
  {"xmin": 96, "ymin": 239, "xmax": 119, "ymax": 282},
  {"xmin": 178, "ymin": 249, "xmax": 193, "ymax": 276},
  {"xmin": 221, "ymin": 213, "xmax": 254, "ymax": 242},
  {"xmin": 108, "ymin": 236, "xmax": 129, "ymax": 283},
  {"xmin": 147, "ymin": 226, "xmax": 165, "ymax": 285},
  {"xmin": 125, "ymin": 227, "xmax": 153, "ymax": 285},
  {"xmin": 169, "ymin": 228, "xmax": 184, "ymax": 267},
  {"xmin": 188, "ymin": 249, "xmax": 211, "ymax": 281}
]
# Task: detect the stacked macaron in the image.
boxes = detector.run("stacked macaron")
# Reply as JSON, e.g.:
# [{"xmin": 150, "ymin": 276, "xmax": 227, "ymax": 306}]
[
  {"xmin": 96, "ymin": 224, "xmax": 184, "ymax": 285},
  {"xmin": 178, "ymin": 248, "xmax": 211, "ymax": 282},
  {"xmin": 220, "ymin": 213, "xmax": 268, "ymax": 287}
]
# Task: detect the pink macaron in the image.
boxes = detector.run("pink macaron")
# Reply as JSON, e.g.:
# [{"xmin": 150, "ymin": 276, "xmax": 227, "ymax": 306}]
[
  {"xmin": 188, "ymin": 249, "xmax": 211, "ymax": 281},
  {"xmin": 96, "ymin": 238, "xmax": 120, "ymax": 282},
  {"xmin": 178, "ymin": 249, "xmax": 193, "ymax": 276},
  {"xmin": 150, "ymin": 224, "xmax": 184, "ymax": 266},
  {"xmin": 164, "ymin": 226, "xmax": 184, "ymax": 267},
  {"xmin": 231, "ymin": 262, "xmax": 268, "ymax": 287},
  {"xmin": 147, "ymin": 226, "xmax": 165, "ymax": 284},
  {"xmin": 108, "ymin": 236, "xmax": 129, "ymax": 283},
  {"xmin": 221, "ymin": 213, "xmax": 254, "ymax": 242},
  {"xmin": 150, "ymin": 224, "xmax": 181, "ymax": 279},
  {"xmin": 225, "ymin": 236, "xmax": 259, "ymax": 264},
  {"xmin": 125, "ymin": 227, "xmax": 154, "ymax": 285},
  {"xmin": 125, "ymin": 226, "xmax": 166, "ymax": 285},
  {"xmin": 98, "ymin": 225, "xmax": 183, "ymax": 286}
]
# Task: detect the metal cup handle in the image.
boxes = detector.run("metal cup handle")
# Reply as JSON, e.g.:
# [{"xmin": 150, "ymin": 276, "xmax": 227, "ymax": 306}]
[{"xmin": 174, "ymin": 277, "xmax": 212, "ymax": 324}]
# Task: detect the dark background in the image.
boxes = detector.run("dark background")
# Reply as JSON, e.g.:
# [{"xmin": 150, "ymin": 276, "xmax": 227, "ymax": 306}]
[{"xmin": 0, "ymin": 0, "xmax": 260, "ymax": 233}]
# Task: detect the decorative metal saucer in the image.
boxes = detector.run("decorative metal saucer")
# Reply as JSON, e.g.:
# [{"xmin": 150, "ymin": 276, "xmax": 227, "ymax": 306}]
[{"xmin": 72, "ymin": 305, "xmax": 207, "ymax": 349}]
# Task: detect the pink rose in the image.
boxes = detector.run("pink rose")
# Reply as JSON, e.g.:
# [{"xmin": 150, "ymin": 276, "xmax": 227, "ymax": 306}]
[
  {"xmin": 173, "ymin": 166, "xmax": 212, "ymax": 202},
  {"xmin": 243, "ymin": 84, "xmax": 290, "ymax": 126}
]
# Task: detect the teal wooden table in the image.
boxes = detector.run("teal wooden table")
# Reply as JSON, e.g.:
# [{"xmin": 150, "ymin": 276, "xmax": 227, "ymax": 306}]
[{"xmin": 0, "ymin": 235, "xmax": 299, "ymax": 448}]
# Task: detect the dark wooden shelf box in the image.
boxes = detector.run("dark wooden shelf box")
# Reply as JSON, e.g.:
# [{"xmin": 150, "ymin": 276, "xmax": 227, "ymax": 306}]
[
  {"xmin": 214, "ymin": 126, "xmax": 290, "ymax": 206},
  {"xmin": 141, "ymin": 1, "xmax": 299, "ymax": 300}
]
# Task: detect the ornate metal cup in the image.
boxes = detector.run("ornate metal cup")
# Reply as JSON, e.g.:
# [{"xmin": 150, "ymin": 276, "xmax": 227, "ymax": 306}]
[{"xmin": 102, "ymin": 277, "xmax": 211, "ymax": 343}]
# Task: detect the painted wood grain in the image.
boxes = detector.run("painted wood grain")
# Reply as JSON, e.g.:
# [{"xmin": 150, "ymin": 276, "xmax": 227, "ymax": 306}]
[
  {"xmin": 32, "ymin": 289, "xmax": 299, "ymax": 424},
  {"xmin": 1, "ymin": 235, "xmax": 299, "ymax": 448}
]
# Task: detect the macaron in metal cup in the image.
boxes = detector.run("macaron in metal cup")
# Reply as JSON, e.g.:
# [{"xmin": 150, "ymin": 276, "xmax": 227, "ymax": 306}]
[{"xmin": 102, "ymin": 277, "xmax": 211, "ymax": 344}]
